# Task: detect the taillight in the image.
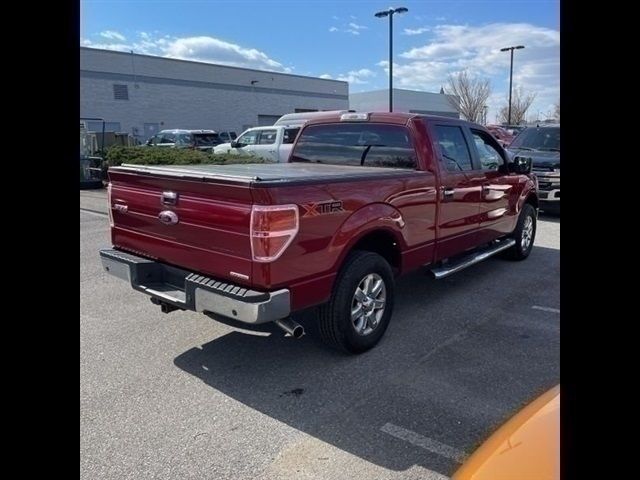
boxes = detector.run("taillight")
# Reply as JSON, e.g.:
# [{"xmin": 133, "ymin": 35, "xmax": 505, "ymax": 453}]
[
  {"xmin": 250, "ymin": 204, "xmax": 299, "ymax": 262},
  {"xmin": 107, "ymin": 182, "xmax": 114, "ymax": 227}
]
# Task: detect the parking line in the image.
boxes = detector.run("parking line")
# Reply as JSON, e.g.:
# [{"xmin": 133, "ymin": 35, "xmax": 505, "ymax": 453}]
[
  {"xmin": 380, "ymin": 422, "xmax": 468, "ymax": 463},
  {"xmin": 532, "ymin": 305, "xmax": 560, "ymax": 313}
]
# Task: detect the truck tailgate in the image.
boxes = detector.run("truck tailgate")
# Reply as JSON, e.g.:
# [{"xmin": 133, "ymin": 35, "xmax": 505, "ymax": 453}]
[{"xmin": 108, "ymin": 167, "xmax": 254, "ymax": 285}]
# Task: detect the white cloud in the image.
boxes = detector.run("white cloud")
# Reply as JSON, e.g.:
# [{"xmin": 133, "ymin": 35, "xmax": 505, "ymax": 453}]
[
  {"xmin": 320, "ymin": 69, "xmax": 374, "ymax": 84},
  {"xmin": 403, "ymin": 27, "xmax": 430, "ymax": 36},
  {"xmin": 388, "ymin": 22, "xmax": 559, "ymax": 121},
  {"xmin": 164, "ymin": 36, "xmax": 290, "ymax": 72},
  {"xmin": 100, "ymin": 30, "xmax": 126, "ymax": 42},
  {"xmin": 336, "ymin": 68, "xmax": 375, "ymax": 84},
  {"xmin": 81, "ymin": 32, "xmax": 291, "ymax": 73},
  {"xmin": 330, "ymin": 22, "xmax": 368, "ymax": 36},
  {"xmin": 81, "ymin": 38, "xmax": 131, "ymax": 52}
]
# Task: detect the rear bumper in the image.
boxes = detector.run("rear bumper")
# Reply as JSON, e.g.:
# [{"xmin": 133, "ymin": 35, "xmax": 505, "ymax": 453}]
[{"xmin": 99, "ymin": 249, "xmax": 290, "ymax": 324}]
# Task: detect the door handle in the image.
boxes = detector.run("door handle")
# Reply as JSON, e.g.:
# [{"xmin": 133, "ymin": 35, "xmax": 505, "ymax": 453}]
[
  {"xmin": 442, "ymin": 187, "xmax": 455, "ymax": 201},
  {"xmin": 482, "ymin": 184, "xmax": 506, "ymax": 200}
]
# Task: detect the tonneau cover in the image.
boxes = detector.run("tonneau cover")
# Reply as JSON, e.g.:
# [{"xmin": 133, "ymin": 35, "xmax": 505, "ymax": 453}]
[{"xmin": 111, "ymin": 162, "xmax": 412, "ymax": 184}]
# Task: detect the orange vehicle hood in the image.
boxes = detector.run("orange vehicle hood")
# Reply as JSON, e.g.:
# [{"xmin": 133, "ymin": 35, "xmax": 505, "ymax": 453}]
[{"xmin": 453, "ymin": 385, "xmax": 560, "ymax": 480}]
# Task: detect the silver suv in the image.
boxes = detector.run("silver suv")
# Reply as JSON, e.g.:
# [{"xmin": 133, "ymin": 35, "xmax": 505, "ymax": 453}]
[{"xmin": 146, "ymin": 129, "xmax": 222, "ymax": 151}]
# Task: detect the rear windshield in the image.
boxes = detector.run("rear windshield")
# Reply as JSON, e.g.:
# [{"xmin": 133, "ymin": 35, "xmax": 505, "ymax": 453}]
[
  {"xmin": 290, "ymin": 123, "xmax": 416, "ymax": 169},
  {"xmin": 192, "ymin": 133, "xmax": 220, "ymax": 146},
  {"xmin": 509, "ymin": 127, "xmax": 560, "ymax": 151}
]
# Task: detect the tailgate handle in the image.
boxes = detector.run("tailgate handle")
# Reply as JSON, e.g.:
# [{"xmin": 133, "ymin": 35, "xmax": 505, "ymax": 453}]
[{"xmin": 162, "ymin": 191, "xmax": 178, "ymax": 206}]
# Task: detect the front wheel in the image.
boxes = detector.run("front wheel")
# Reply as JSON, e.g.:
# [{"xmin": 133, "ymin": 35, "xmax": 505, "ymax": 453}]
[
  {"xmin": 318, "ymin": 251, "xmax": 395, "ymax": 354},
  {"xmin": 505, "ymin": 203, "xmax": 537, "ymax": 260}
]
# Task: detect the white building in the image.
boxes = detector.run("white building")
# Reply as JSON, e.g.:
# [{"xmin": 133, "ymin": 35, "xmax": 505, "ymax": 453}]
[
  {"xmin": 349, "ymin": 88, "xmax": 459, "ymax": 118},
  {"xmin": 80, "ymin": 47, "xmax": 349, "ymax": 142}
]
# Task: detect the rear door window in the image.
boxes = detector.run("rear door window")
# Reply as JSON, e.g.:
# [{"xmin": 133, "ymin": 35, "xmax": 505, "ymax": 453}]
[
  {"xmin": 258, "ymin": 130, "xmax": 278, "ymax": 145},
  {"xmin": 290, "ymin": 123, "xmax": 416, "ymax": 169},
  {"xmin": 193, "ymin": 133, "xmax": 220, "ymax": 146},
  {"xmin": 433, "ymin": 125, "xmax": 473, "ymax": 172},
  {"xmin": 282, "ymin": 128, "xmax": 300, "ymax": 144}
]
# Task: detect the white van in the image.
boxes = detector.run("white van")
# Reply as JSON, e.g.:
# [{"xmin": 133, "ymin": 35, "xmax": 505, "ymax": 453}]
[{"xmin": 273, "ymin": 110, "xmax": 354, "ymax": 127}]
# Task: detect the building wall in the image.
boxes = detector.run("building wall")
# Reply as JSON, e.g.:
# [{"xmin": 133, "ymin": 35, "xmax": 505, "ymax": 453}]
[
  {"xmin": 80, "ymin": 47, "xmax": 349, "ymax": 141},
  {"xmin": 349, "ymin": 89, "xmax": 459, "ymax": 118}
]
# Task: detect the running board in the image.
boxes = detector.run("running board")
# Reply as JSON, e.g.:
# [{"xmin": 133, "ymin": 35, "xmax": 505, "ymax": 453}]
[{"xmin": 430, "ymin": 238, "xmax": 516, "ymax": 279}]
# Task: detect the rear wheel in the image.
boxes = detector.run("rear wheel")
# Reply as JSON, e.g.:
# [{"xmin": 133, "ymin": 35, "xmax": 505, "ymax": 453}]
[
  {"xmin": 505, "ymin": 203, "xmax": 537, "ymax": 260},
  {"xmin": 318, "ymin": 251, "xmax": 395, "ymax": 353}
]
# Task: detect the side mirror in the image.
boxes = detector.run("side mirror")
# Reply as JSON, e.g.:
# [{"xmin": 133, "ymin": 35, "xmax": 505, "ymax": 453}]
[
  {"xmin": 509, "ymin": 156, "xmax": 532, "ymax": 174},
  {"xmin": 230, "ymin": 141, "xmax": 239, "ymax": 148}
]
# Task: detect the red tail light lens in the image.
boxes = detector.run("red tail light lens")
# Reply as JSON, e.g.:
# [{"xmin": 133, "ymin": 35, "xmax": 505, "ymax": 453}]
[{"xmin": 250, "ymin": 205, "xmax": 299, "ymax": 262}]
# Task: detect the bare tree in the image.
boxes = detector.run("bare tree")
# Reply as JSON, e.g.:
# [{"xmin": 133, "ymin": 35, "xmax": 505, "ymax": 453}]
[
  {"xmin": 444, "ymin": 70, "xmax": 492, "ymax": 123},
  {"xmin": 498, "ymin": 87, "xmax": 537, "ymax": 125},
  {"xmin": 553, "ymin": 101, "xmax": 560, "ymax": 121}
]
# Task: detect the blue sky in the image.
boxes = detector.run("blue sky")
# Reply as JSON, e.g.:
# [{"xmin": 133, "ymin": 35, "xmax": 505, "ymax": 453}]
[{"xmin": 81, "ymin": 0, "xmax": 559, "ymax": 122}]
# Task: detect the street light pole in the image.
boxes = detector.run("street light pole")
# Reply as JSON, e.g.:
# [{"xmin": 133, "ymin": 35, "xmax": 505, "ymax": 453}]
[
  {"xmin": 375, "ymin": 7, "xmax": 408, "ymax": 112},
  {"xmin": 500, "ymin": 45, "xmax": 524, "ymax": 125}
]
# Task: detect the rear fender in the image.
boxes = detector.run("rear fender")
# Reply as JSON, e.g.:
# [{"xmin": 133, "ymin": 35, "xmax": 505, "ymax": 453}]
[{"xmin": 328, "ymin": 203, "xmax": 408, "ymax": 273}]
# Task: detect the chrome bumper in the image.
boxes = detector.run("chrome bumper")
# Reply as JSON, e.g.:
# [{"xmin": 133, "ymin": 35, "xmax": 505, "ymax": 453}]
[{"xmin": 99, "ymin": 249, "xmax": 290, "ymax": 324}]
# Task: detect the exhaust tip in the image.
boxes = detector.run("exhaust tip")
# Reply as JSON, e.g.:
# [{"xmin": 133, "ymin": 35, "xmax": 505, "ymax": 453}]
[{"xmin": 275, "ymin": 318, "xmax": 305, "ymax": 339}]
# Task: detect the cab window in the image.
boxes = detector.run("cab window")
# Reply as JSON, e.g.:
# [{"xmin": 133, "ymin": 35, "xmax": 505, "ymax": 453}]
[
  {"xmin": 433, "ymin": 125, "xmax": 473, "ymax": 172},
  {"xmin": 159, "ymin": 132, "xmax": 176, "ymax": 144},
  {"xmin": 236, "ymin": 130, "xmax": 259, "ymax": 145},
  {"xmin": 471, "ymin": 130, "xmax": 505, "ymax": 171}
]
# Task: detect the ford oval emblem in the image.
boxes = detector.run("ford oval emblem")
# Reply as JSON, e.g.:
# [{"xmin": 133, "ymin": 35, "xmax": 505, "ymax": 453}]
[{"xmin": 158, "ymin": 210, "xmax": 179, "ymax": 225}]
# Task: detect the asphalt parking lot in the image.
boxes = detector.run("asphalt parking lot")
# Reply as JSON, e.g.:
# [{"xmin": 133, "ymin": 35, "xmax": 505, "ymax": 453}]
[{"xmin": 80, "ymin": 189, "xmax": 559, "ymax": 480}]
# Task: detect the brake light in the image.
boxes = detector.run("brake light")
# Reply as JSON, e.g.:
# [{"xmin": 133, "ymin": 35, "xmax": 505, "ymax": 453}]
[
  {"xmin": 340, "ymin": 112, "xmax": 369, "ymax": 121},
  {"xmin": 250, "ymin": 204, "xmax": 299, "ymax": 262},
  {"xmin": 107, "ymin": 182, "xmax": 114, "ymax": 227}
]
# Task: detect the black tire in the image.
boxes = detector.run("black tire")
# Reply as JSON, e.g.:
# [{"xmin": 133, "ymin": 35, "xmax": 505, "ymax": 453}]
[
  {"xmin": 505, "ymin": 203, "xmax": 537, "ymax": 260},
  {"xmin": 318, "ymin": 251, "xmax": 395, "ymax": 354}
]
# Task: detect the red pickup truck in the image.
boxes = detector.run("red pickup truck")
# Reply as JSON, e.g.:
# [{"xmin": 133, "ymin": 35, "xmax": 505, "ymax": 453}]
[{"xmin": 100, "ymin": 112, "xmax": 537, "ymax": 353}]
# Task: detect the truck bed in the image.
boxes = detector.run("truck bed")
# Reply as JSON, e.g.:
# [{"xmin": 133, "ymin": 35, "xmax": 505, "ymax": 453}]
[{"xmin": 112, "ymin": 162, "xmax": 414, "ymax": 185}]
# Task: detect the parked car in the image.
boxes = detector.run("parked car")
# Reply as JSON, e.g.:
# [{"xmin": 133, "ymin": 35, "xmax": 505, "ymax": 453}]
[
  {"xmin": 274, "ymin": 110, "xmax": 355, "ymax": 127},
  {"xmin": 79, "ymin": 156, "xmax": 104, "ymax": 189},
  {"xmin": 146, "ymin": 129, "xmax": 222, "ymax": 151},
  {"xmin": 453, "ymin": 385, "xmax": 560, "ymax": 480},
  {"xmin": 507, "ymin": 124, "xmax": 560, "ymax": 214},
  {"xmin": 101, "ymin": 112, "xmax": 537, "ymax": 353},
  {"xmin": 486, "ymin": 125, "xmax": 514, "ymax": 148},
  {"xmin": 213, "ymin": 125, "xmax": 301, "ymax": 162}
]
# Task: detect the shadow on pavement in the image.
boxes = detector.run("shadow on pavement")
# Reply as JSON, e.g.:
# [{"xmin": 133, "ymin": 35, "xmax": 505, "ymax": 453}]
[{"xmin": 174, "ymin": 246, "xmax": 560, "ymax": 476}]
